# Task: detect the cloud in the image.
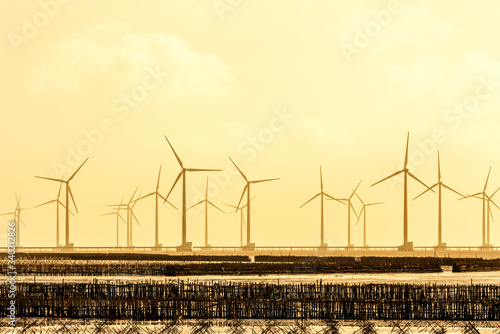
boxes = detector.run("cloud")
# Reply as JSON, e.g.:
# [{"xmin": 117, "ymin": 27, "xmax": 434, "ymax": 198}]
[
  {"xmin": 25, "ymin": 21, "xmax": 234, "ymax": 99},
  {"xmin": 381, "ymin": 52, "xmax": 500, "ymax": 108},
  {"xmin": 293, "ymin": 115, "xmax": 353, "ymax": 145}
]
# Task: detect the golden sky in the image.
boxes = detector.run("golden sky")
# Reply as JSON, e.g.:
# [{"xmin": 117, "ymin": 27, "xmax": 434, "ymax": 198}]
[{"xmin": 2, "ymin": 0, "xmax": 500, "ymax": 247}]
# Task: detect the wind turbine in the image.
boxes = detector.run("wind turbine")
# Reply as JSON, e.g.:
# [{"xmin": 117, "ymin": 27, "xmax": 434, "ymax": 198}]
[
  {"xmin": 164, "ymin": 136, "xmax": 222, "ymax": 251},
  {"xmin": 1, "ymin": 194, "xmax": 28, "ymax": 247},
  {"xmin": 136, "ymin": 166, "xmax": 177, "ymax": 248},
  {"xmin": 36, "ymin": 157, "xmax": 88, "ymax": 248},
  {"xmin": 36, "ymin": 183, "xmax": 74, "ymax": 247},
  {"xmin": 102, "ymin": 196, "xmax": 125, "ymax": 247},
  {"xmin": 460, "ymin": 167, "xmax": 499, "ymax": 247},
  {"xmin": 187, "ymin": 177, "xmax": 224, "ymax": 248},
  {"xmin": 354, "ymin": 192, "xmax": 384, "ymax": 247},
  {"xmin": 328, "ymin": 180, "xmax": 362, "ymax": 248},
  {"xmin": 229, "ymin": 157, "xmax": 279, "ymax": 250},
  {"xmin": 371, "ymin": 132, "xmax": 432, "ymax": 251},
  {"xmin": 413, "ymin": 151, "xmax": 463, "ymax": 249},
  {"xmin": 225, "ymin": 196, "xmax": 255, "ymax": 247},
  {"xmin": 300, "ymin": 166, "xmax": 345, "ymax": 249},
  {"xmin": 474, "ymin": 188, "xmax": 500, "ymax": 247},
  {"xmin": 109, "ymin": 188, "xmax": 140, "ymax": 247}
]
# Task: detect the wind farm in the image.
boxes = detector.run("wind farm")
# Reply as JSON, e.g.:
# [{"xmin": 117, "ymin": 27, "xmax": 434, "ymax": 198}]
[
  {"xmin": 3, "ymin": 132, "xmax": 500, "ymax": 254},
  {"xmin": 4, "ymin": 2, "xmax": 500, "ymax": 329}
]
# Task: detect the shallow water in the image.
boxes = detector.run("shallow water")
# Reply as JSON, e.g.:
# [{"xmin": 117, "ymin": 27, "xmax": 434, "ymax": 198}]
[{"xmin": 4, "ymin": 270, "xmax": 500, "ymax": 284}]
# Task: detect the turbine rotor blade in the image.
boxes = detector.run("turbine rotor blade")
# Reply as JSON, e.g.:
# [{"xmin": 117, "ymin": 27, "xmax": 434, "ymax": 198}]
[
  {"xmin": 205, "ymin": 176, "xmax": 209, "ymax": 200},
  {"xmin": 57, "ymin": 183, "xmax": 63, "ymax": 199},
  {"xmin": 407, "ymin": 171, "xmax": 433, "ymax": 191},
  {"xmin": 35, "ymin": 199, "xmax": 57, "ymax": 208},
  {"xmin": 164, "ymin": 136, "xmax": 183, "ymax": 168},
  {"xmin": 251, "ymin": 178, "xmax": 279, "ymax": 184},
  {"xmin": 250, "ymin": 207, "xmax": 259, "ymax": 218},
  {"xmin": 356, "ymin": 206, "xmax": 365, "ymax": 224},
  {"xmin": 354, "ymin": 192, "xmax": 364, "ymax": 206},
  {"xmin": 442, "ymin": 184, "xmax": 464, "ymax": 198},
  {"xmin": 0, "ymin": 212, "xmax": 15, "ymax": 216},
  {"xmin": 413, "ymin": 183, "xmax": 438, "ymax": 201},
  {"xmin": 437, "ymin": 150, "xmax": 441, "ymax": 181},
  {"xmin": 324, "ymin": 194, "xmax": 347, "ymax": 205},
  {"xmin": 484, "ymin": 166, "xmax": 492, "ymax": 191},
  {"xmin": 165, "ymin": 172, "xmax": 183, "ymax": 202},
  {"xmin": 156, "ymin": 165, "xmax": 162, "ymax": 191},
  {"xmin": 68, "ymin": 186, "xmax": 78, "ymax": 213},
  {"xmin": 237, "ymin": 184, "xmax": 249, "ymax": 209},
  {"xmin": 299, "ymin": 193, "xmax": 320, "ymax": 208},
  {"xmin": 158, "ymin": 193, "xmax": 178, "ymax": 210},
  {"xmin": 187, "ymin": 200, "xmax": 205, "ymax": 211},
  {"xmin": 371, "ymin": 170, "xmax": 404, "ymax": 187},
  {"xmin": 366, "ymin": 202, "xmax": 384, "ymax": 206},
  {"xmin": 228, "ymin": 157, "xmax": 247, "ymax": 181},
  {"xmin": 458, "ymin": 192, "xmax": 482, "ymax": 200},
  {"xmin": 186, "ymin": 168, "xmax": 222, "ymax": 172},
  {"xmin": 131, "ymin": 193, "xmax": 141, "ymax": 209},
  {"xmin": 131, "ymin": 210, "xmax": 140, "ymax": 226},
  {"xmin": 489, "ymin": 197, "xmax": 500, "ymax": 212},
  {"xmin": 68, "ymin": 157, "xmax": 89, "ymax": 181},
  {"xmin": 35, "ymin": 176, "xmax": 65, "ymax": 183},
  {"xmin": 208, "ymin": 201, "xmax": 225, "ymax": 214},
  {"xmin": 349, "ymin": 180, "xmax": 362, "ymax": 199},
  {"xmin": 319, "ymin": 165, "xmax": 323, "ymax": 191},
  {"xmin": 137, "ymin": 193, "xmax": 155, "ymax": 201},
  {"xmin": 350, "ymin": 203, "xmax": 360, "ymax": 220},
  {"xmin": 404, "ymin": 132, "xmax": 410, "ymax": 168},
  {"xmin": 129, "ymin": 187, "xmax": 139, "ymax": 204},
  {"xmin": 490, "ymin": 186, "xmax": 500, "ymax": 199}
]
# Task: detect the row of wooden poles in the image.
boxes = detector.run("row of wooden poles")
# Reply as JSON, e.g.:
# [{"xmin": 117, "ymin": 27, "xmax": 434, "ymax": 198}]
[
  {"xmin": 1, "ymin": 282, "xmax": 499, "ymax": 320},
  {"xmin": 0, "ymin": 318, "xmax": 495, "ymax": 334}
]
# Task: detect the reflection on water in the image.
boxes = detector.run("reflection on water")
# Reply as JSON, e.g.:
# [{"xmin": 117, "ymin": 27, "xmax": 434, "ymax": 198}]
[{"xmin": 3, "ymin": 271, "xmax": 500, "ymax": 284}]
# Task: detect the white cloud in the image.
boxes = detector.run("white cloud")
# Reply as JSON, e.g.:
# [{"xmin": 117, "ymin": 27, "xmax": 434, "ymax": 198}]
[
  {"xmin": 25, "ymin": 22, "xmax": 234, "ymax": 99},
  {"xmin": 381, "ymin": 52, "xmax": 500, "ymax": 108},
  {"xmin": 293, "ymin": 115, "xmax": 353, "ymax": 145}
]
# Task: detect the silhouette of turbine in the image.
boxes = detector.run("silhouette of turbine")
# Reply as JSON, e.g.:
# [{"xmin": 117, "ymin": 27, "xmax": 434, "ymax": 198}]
[
  {"xmin": 136, "ymin": 166, "xmax": 177, "ymax": 248},
  {"xmin": 164, "ymin": 136, "xmax": 221, "ymax": 251},
  {"xmin": 229, "ymin": 157, "xmax": 279, "ymax": 250},
  {"xmin": 300, "ymin": 166, "xmax": 344, "ymax": 249},
  {"xmin": 187, "ymin": 177, "xmax": 224, "ymax": 248},
  {"xmin": 36, "ymin": 183, "xmax": 75, "ymax": 247},
  {"xmin": 36, "ymin": 157, "xmax": 88, "ymax": 248},
  {"xmin": 371, "ymin": 132, "xmax": 432, "ymax": 251},
  {"xmin": 460, "ymin": 167, "xmax": 500, "ymax": 247},
  {"xmin": 413, "ymin": 151, "xmax": 463, "ymax": 249}
]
